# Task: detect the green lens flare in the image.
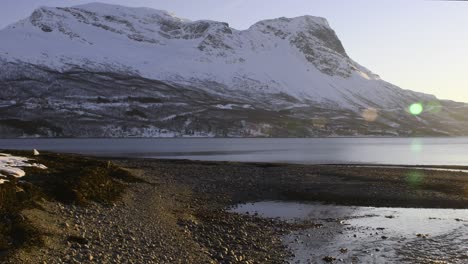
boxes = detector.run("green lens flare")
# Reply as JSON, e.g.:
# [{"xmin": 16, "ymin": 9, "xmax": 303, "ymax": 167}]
[
  {"xmin": 406, "ymin": 170, "xmax": 424, "ymax": 187},
  {"xmin": 410, "ymin": 138, "xmax": 422, "ymax": 153},
  {"xmin": 409, "ymin": 103, "xmax": 423, "ymax": 115}
]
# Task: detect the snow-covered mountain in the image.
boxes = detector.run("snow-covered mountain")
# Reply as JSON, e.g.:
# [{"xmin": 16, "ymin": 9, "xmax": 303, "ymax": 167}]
[{"xmin": 1, "ymin": 3, "xmax": 467, "ymax": 137}]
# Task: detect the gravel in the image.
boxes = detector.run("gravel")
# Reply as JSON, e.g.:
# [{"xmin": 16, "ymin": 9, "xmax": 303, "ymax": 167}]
[{"xmin": 5, "ymin": 158, "xmax": 467, "ymax": 263}]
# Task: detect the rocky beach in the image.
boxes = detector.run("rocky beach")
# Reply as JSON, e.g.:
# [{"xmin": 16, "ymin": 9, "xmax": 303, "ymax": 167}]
[
  {"xmin": 1, "ymin": 152, "xmax": 467, "ymax": 263},
  {"xmin": 1, "ymin": 2, "xmax": 468, "ymax": 263}
]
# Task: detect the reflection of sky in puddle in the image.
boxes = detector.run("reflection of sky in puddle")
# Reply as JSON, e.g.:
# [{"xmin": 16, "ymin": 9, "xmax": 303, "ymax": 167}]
[{"xmin": 230, "ymin": 202, "xmax": 468, "ymax": 263}]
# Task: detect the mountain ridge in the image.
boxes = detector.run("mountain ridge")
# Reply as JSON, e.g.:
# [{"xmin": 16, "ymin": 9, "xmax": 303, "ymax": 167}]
[{"xmin": 0, "ymin": 3, "xmax": 467, "ymax": 138}]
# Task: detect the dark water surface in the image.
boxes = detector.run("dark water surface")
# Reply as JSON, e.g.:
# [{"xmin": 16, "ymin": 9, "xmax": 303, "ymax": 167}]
[{"xmin": 1, "ymin": 137, "xmax": 468, "ymax": 165}]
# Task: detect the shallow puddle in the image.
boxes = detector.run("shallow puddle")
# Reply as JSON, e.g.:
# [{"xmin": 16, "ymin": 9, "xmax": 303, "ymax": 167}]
[{"xmin": 230, "ymin": 201, "xmax": 468, "ymax": 263}]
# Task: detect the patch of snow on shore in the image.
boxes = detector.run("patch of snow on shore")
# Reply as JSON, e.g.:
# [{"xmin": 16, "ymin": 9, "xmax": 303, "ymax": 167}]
[{"xmin": 0, "ymin": 153, "xmax": 47, "ymax": 184}]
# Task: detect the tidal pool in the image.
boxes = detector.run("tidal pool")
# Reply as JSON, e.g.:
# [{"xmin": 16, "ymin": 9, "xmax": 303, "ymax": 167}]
[{"xmin": 230, "ymin": 201, "xmax": 468, "ymax": 263}]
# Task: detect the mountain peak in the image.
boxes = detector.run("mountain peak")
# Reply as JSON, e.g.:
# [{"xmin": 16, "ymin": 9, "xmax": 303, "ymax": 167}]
[
  {"xmin": 252, "ymin": 15, "xmax": 330, "ymax": 30},
  {"xmin": 70, "ymin": 2, "xmax": 184, "ymax": 21},
  {"xmin": 251, "ymin": 15, "xmax": 347, "ymax": 58}
]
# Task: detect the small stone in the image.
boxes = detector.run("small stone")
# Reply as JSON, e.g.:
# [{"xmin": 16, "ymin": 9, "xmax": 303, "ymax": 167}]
[{"xmin": 323, "ymin": 256, "xmax": 336, "ymax": 262}]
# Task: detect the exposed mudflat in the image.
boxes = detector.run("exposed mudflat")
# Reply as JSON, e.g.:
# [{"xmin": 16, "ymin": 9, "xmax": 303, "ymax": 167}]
[
  {"xmin": 231, "ymin": 201, "xmax": 468, "ymax": 263},
  {"xmin": 1, "ymin": 156, "xmax": 467, "ymax": 263}
]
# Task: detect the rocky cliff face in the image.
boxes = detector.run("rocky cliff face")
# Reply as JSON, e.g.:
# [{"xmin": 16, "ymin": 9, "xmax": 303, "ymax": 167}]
[{"xmin": 1, "ymin": 3, "xmax": 468, "ymax": 137}]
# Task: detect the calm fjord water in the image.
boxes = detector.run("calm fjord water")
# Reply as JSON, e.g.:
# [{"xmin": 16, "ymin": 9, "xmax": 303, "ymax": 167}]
[{"xmin": 1, "ymin": 137, "xmax": 468, "ymax": 166}]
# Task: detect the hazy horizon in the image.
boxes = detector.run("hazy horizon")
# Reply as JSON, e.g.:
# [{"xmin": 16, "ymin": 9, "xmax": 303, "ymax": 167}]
[{"xmin": 1, "ymin": 0, "xmax": 467, "ymax": 103}]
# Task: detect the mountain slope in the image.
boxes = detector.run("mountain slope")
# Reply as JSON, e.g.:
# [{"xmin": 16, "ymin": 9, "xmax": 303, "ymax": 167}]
[{"xmin": 1, "ymin": 3, "xmax": 468, "ymax": 137}]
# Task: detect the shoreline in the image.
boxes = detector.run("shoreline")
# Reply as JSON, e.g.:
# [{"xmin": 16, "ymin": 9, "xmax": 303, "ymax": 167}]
[
  {"xmin": 1, "ymin": 153, "xmax": 467, "ymax": 263},
  {"xmin": 113, "ymin": 158, "xmax": 467, "ymax": 209},
  {"xmin": 108, "ymin": 157, "xmax": 468, "ymax": 173},
  {"xmin": 3, "ymin": 136, "xmax": 468, "ymax": 139}
]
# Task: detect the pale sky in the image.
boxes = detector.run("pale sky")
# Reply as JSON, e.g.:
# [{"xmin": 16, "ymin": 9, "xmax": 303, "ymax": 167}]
[{"xmin": 1, "ymin": 0, "xmax": 467, "ymax": 102}]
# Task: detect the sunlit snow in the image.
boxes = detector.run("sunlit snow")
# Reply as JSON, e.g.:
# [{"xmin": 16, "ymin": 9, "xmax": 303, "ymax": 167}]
[{"xmin": 0, "ymin": 3, "xmax": 436, "ymax": 112}]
